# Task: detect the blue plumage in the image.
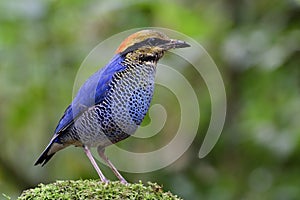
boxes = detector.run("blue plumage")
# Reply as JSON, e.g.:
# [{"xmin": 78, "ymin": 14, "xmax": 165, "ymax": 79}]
[
  {"xmin": 35, "ymin": 30, "xmax": 190, "ymax": 183},
  {"xmin": 55, "ymin": 55, "xmax": 126, "ymax": 134}
]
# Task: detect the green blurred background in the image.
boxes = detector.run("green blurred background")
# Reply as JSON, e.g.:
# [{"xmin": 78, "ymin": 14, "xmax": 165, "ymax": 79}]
[{"xmin": 1, "ymin": 0, "xmax": 300, "ymax": 199}]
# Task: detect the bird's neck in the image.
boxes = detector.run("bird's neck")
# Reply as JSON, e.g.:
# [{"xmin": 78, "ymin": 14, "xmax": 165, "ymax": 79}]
[{"xmin": 121, "ymin": 54, "xmax": 157, "ymax": 76}]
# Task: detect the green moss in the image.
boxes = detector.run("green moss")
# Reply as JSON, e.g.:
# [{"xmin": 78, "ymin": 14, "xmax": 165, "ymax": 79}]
[{"xmin": 18, "ymin": 180, "xmax": 182, "ymax": 200}]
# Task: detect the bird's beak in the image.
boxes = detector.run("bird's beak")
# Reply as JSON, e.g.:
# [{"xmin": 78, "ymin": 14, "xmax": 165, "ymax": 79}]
[{"xmin": 160, "ymin": 39, "xmax": 190, "ymax": 50}]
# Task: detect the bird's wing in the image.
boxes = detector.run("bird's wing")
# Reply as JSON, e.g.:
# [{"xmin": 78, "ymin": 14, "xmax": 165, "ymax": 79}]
[{"xmin": 54, "ymin": 54, "xmax": 126, "ymax": 134}]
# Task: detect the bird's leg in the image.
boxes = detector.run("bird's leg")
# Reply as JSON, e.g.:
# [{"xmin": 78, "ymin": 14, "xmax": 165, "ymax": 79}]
[
  {"xmin": 97, "ymin": 147, "xmax": 128, "ymax": 184},
  {"xmin": 83, "ymin": 146, "xmax": 108, "ymax": 183}
]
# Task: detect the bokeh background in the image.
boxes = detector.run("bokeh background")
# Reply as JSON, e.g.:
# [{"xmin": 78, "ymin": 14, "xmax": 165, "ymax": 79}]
[{"xmin": 1, "ymin": 0, "xmax": 300, "ymax": 199}]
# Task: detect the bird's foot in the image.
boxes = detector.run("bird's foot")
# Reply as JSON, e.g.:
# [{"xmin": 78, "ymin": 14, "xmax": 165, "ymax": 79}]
[
  {"xmin": 101, "ymin": 178, "xmax": 110, "ymax": 184},
  {"xmin": 119, "ymin": 179, "xmax": 128, "ymax": 185}
]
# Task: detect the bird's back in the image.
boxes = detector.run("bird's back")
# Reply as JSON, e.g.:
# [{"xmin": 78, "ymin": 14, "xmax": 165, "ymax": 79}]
[
  {"xmin": 58, "ymin": 54, "xmax": 156, "ymax": 148},
  {"xmin": 35, "ymin": 29, "xmax": 190, "ymax": 168}
]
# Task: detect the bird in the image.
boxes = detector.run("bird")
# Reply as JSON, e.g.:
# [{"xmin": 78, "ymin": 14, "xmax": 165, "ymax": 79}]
[{"xmin": 34, "ymin": 30, "xmax": 190, "ymax": 184}]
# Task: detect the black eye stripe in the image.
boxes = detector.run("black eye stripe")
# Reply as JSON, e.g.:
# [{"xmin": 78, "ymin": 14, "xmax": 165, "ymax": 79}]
[
  {"xmin": 120, "ymin": 38, "xmax": 168, "ymax": 55},
  {"xmin": 146, "ymin": 38, "xmax": 168, "ymax": 46}
]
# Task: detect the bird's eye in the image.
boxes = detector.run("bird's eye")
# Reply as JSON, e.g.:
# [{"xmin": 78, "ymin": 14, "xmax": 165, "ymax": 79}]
[{"xmin": 148, "ymin": 38, "xmax": 157, "ymax": 45}]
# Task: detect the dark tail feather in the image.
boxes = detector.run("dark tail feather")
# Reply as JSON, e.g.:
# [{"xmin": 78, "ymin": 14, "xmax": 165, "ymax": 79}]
[
  {"xmin": 34, "ymin": 150, "xmax": 56, "ymax": 166},
  {"xmin": 34, "ymin": 137, "xmax": 64, "ymax": 166}
]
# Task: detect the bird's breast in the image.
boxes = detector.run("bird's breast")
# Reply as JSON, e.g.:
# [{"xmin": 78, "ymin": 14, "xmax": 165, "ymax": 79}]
[
  {"xmin": 69, "ymin": 63, "xmax": 157, "ymax": 147},
  {"xmin": 107, "ymin": 63, "xmax": 156, "ymax": 133}
]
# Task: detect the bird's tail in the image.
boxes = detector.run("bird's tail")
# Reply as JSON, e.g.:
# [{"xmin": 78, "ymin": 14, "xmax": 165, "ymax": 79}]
[{"xmin": 34, "ymin": 136, "xmax": 65, "ymax": 166}]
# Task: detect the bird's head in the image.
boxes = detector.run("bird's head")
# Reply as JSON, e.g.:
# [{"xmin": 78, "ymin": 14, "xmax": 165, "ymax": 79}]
[{"xmin": 115, "ymin": 30, "xmax": 190, "ymax": 64}]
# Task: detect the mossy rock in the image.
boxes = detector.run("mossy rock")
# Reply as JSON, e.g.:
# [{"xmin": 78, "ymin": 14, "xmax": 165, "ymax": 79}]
[{"xmin": 18, "ymin": 180, "xmax": 182, "ymax": 200}]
